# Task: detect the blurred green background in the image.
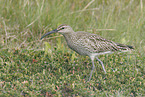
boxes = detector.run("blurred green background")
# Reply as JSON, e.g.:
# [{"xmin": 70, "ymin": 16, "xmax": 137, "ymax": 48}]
[{"xmin": 0, "ymin": 0, "xmax": 144, "ymax": 96}]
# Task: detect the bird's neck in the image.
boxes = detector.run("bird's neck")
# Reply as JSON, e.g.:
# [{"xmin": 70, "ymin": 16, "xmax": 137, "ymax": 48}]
[{"xmin": 62, "ymin": 32, "xmax": 75, "ymax": 42}]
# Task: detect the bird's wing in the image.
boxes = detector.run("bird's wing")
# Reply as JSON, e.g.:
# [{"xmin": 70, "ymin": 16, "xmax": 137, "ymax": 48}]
[{"xmin": 76, "ymin": 33, "xmax": 131, "ymax": 53}]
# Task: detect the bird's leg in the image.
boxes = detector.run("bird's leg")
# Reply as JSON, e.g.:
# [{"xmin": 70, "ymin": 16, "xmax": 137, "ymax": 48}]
[
  {"xmin": 88, "ymin": 59, "xmax": 95, "ymax": 81},
  {"xmin": 96, "ymin": 57, "xmax": 107, "ymax": 74}
]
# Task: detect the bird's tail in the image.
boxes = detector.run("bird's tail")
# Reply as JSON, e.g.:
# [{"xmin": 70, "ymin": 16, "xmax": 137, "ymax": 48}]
[
  {"xmin": 126, "ymin": 45, "xmax": 134, "ymax": 50},
  {"xmin": 116, "ymin": 43, "xmax": 134, "ymax": 51}
]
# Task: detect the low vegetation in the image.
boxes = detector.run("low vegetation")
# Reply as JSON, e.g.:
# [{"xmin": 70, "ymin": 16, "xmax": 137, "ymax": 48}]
[{"xmin": 0, "ymin": 0, "xmax": 144, "ymax": 96}]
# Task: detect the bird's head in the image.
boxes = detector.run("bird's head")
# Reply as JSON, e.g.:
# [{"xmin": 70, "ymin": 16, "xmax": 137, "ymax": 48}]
[{"xmin": 40, "ymin": 24, "xmax": 73, "ymax": 40}]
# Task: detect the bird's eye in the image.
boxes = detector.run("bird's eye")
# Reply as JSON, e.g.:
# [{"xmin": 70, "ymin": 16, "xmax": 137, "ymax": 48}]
[{"xmin": 61, "ymin": 27, "xmax": 64, "ymax": 29}]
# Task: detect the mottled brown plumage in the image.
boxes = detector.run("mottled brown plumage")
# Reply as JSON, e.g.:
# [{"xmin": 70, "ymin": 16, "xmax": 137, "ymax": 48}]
[{"xmin": 41, "ymin": 24, "xmax": 134, "ymax": 81}]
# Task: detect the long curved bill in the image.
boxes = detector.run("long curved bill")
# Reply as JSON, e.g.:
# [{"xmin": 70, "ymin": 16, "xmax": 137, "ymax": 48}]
[{"xmin": 40, "ymin": 29, "xmax": 58, "ymax": 40}]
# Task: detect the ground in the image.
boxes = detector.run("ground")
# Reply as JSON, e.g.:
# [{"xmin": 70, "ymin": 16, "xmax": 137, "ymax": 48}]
[{"xmin": 0, "ymin": 0, "xmax": 145, "ymax": 96}]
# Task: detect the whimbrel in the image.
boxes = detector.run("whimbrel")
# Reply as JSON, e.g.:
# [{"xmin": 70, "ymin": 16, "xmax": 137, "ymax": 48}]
[{"xmin": 41, "ymin": 24, "xmax": 134, "ymax": 81}]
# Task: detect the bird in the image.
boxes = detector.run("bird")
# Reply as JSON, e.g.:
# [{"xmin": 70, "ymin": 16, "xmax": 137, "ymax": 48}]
[{"xmin": 40, "ymin": 24, "xmax": 134, "ymax": 81}]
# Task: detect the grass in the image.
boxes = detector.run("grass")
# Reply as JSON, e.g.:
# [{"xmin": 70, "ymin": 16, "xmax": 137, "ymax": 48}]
[{"xmin": 0, "ymin": 0, "xmax": 145, "ymax": 96}]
